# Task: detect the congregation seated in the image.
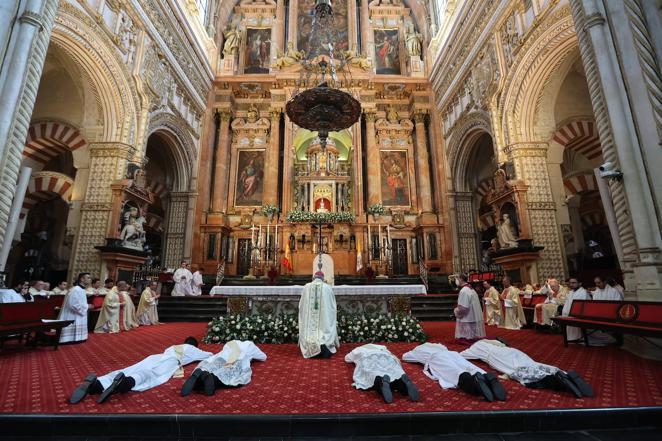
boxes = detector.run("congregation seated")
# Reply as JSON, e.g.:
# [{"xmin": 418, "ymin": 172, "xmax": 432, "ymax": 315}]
[
  {"xmin": 52, "ymin": 281, "xmax": 69, "ymax": 296},
  {"xmin": 0, "ymin": 282, "xmax": 27, "ymax": 304},
  {"xmin": 533, "ymin": 278, "xmax": 567, "ymax": 329}
]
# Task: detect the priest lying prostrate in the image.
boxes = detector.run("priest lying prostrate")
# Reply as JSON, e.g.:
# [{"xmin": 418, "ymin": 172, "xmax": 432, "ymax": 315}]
[
  {"xmin": 172, "ymin": 260, "xmax": 193, "ymax": 296},
  {"xmin": 482, "ymin": 280, "xmax": 501, "ymax": 326},
  {"xmin": 345, "ymin": 344, "xmax": 419, "ymax": 403},
  {"xmin": 94, "ymin": 282, "xmax": 123, "ymax": 333},
  {"xmin": 454, "ymin": 274, "xmax": 485, "ymax": 341},
  {"xmin": 460, "ymin": 339, "xmax": 593, "ymax": 398},
  {"xmin": 58, "ymin": 272, "xmax": 91, "ymax": 344},
  {"xmin": 403, "ymin": 343, "xmax": 506, "ymax": 402},
  {"xmin": 298, "ymin": 271, "xmax": 339, "ymax": 359},
  {"xmin": 69, "ymin": 336, "xmax": 213, "ymax": 404},
  {"xmin": 181, "ymin": 340, "xmax": 267, "ymax": 396},
  {"xmin": 499, "ymin": 276, "xmax": 526, "ymax": 330}
]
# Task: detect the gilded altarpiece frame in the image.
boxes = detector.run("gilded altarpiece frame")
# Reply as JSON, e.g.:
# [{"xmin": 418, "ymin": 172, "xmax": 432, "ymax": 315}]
[
  {"xmin": 375, "ymin": 115, "xmax": 415, "ymax": 209},
  {"xmin": 236, "ymin": 2, "xmax": 277, "ymax": 75},
  {"xmin": 369, "ymin": 3, "xmax": 411, "ymax": 76}
]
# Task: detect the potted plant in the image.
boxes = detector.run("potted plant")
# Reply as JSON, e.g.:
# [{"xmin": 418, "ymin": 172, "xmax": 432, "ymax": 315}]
[
  {"xmin": 367, "ymin": 203, "xmax": 385, "ymax": 221},
  {"xmin": 260, "ymin": 204, "xmax": 279, "ymax": 222}
]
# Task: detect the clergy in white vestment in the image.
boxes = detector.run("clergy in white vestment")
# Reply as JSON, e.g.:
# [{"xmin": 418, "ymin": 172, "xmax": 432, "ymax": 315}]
[
  {"xmin": 499, "ymin": 277, "xmax": 526, "ymax": 330},
  {"xmin": 52, "ymin": 281, "xmax": 69, "ymax": 296},
  {"xmin": 534, "ymin": 279, "xmax": 567, "ymax": 326},
  {"xmin": 28, "ymin": 280, "xmax": 48, "ymax": 301},
  {"xmin": 298, "ymin": 271, "xmax": 339, "ymax": 359},
  {"xmin": 86, "ymin": 278, "xmax": 102, "ymax": 296},
  {"xmin": 94, "ymin": 286, "xmax": 122, "ymax": 333},
  {"xmin": 403, "ymin": 343, "xmax": 506, "ymax": 402},
  {"xmin": 561, "ymin": 277, "xmax": 590, "ymax": 342},
  {"xmin": 69, "ymin": 337, "xmax": 213, "ymax": 404},
  {"xmin": 117, "ymin": 281, "xmax": 139, "ymax": 330},
  {"xmin": 345, "ymin": 344, "xmax": 419, "ymax": 403},
  {"xmin": 181, "ymin": 340, "xmax": 267, "ymax": 396},
  {"xmin": 592, "ymin": 276, "xmax": 623, "ymax": 301},
  {"xmin": 136, "ymin": 281, "xmax": 160, "ymax": 325},
  {"xmin": 482, "ymin": 281, "xmax": 501, "ymax": 326},
  {"xmin": 58, "ymin": 273, "xmax": 91, "ymax": 344},
  {"xmin": 454, "ymin": 274, "xmax": 486, "ymax": 340},
  {"xmin": 0, "ymin": 288, "xmax": 26, "ymax": 303},
  {"xmin": 461, "ymin": 339, "xmax": 593, "ymax": 398},
  {"xmin": 191, "ymin": 268, "xmax": 204, "ymax": 296},
  {"xmin": 172, "ymin": 261, "xmax": 193, "ymax": 296}
]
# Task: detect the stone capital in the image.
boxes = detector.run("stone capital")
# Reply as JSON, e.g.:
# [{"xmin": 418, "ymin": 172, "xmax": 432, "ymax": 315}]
[
  {"xmin": 413, "ymin": 111, "xmax": 427, "ymax": 124},
  {"xmin": 270, "ymin": 109, "xmax": 282, "ymax": 120},
  {"xmin": 219, "ymin": 110, "xmax": 233, "ymax": 121},
  {"xmin": 364, "ymin": 111, "xmax": 377, "ymax": 123},
  {"xmin": 504, "ymin": 142, "xmax": 548, "ymax": 158},
  {"xmin": 19, "ymin": 11, "xmax": 44, "ymax": 29},
  {"xmin": 89, "ymin": 142, "xmax": 135, "ymax": 159}
]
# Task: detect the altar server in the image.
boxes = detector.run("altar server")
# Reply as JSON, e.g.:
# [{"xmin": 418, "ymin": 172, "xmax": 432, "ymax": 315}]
[
  {"xmin": 181, "ymin": 340, "xmax": 267, "ymax": 396},
  {"xmin": 137, "ymin": 281, "xmax": 160, "ymax": 325},
  {"xmin": 191, "ymin": 267, "xmax": 204, "ymax": 296},
  {"xmin": 403, "ymin": 343, "xmax": 506, "ymax": 402},
  {"xmin": 454, "ymin": 274, "xmax": 485, "ymax": 340},
  {"xmin": 460, "ymin": 339, "xmax": 593, "ymax": 398},
  {"xmin": 561, "ymin": 277, "xmax": 590, "ymax": 342},
  {"xmin": 117, "ymin": 281, "xmax": 139, "ymax": 330},
  {"xmin": 499, "ymin": 277, "xmax": 526, "ymax": 330},
  {"xmin": 298, "ymin": 271, "xmax": 339, "ymax": 358},
  {"xmin": 172, "ymin": 260, "xmax": 193, "ymax": 296},
  {"xmin": 70, "ymin": 337, "xmax": 213, "ymax": 404},
  {"xmin": 94, "ymin": 284, "xmax": 123, "ymax": 333},
  {"xmin": 345, "ymin": 344, "xmax": 419, "ymax": 403},
  {"xmin": 58, "ymin": 273, "xmax": 91, "ymax": 344},
  {"xmin": 482, "ymin": 280, "xmax": 501, "ymax": 326}
]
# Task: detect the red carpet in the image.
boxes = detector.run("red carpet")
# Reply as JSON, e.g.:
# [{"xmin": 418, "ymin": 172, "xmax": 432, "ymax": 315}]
[{"xmin": 1, "ymin": 322, "xmax": 661, "ymax": 414}]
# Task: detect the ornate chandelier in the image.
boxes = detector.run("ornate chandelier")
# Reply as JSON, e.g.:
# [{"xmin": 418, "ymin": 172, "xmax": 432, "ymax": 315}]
[{"xmin": 285, "ymin": 0, "xmax": 361, "ymax": 150}]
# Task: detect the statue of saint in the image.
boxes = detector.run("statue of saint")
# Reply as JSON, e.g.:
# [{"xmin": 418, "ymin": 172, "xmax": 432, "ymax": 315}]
[
  {"xmin": 386, "ymin": 106, "xmax": 399, "ymax": 123},
  {"xmin": 342, "ymin": 44, "xmax": 372, "ymax": 70},
  {"xmin": 120, "ymin": 206, "xmax": 146, "ymax": 250},
  {"xmin": 246, "ymin": 105, "xmax": 259, "ymax": 123},
  {"xmin": 222, "ymin": 24, "xmax": 241, "ymax": 57},
  {"xmin": 272, "ymin": 42, "xmax": 305, "ymax": 69},
  {"xmin": 405, "ymin": 24, "xmax": 423, "ymax": 57},
  {"xmin": 317, "ymin": 199, "xmax": 329, "ymax": 213},
  {"xmin": 497, "ymin": 213, "xmax": 519, "ymax": 249}
]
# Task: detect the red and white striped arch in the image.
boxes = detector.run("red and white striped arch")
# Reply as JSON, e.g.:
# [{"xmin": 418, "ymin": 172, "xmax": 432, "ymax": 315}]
[
  {"xmin": 581, "ymin": 211, "xmax": 605, "ymax": 229},
  {"xmin": 474, "ymin": 178, "xmax": 492, "ymax": 200},
  {"xmin": 145, "ymin": 212, "xmax": 164, "ymax": 232},
  {"xmin": 20, "ymin": 172, "xmax": 74, "ymax": 219},
  {"xmin": 552, "ymin": 120, "xmax": 602, "ymax": 161},
  {"xmin": 24, "ymin": 121, "xmax": 88, "ymax": 166},
  {"xmin": 564, "ymin": 173, "xmax": 598, "ymax": 196},
  {"xmin": 146, "ymin": 179, "xmax": 169, "ymax": 202}
]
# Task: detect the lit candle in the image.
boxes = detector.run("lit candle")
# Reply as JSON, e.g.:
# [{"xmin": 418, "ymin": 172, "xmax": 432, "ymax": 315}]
[
  {"xmin": 387, "ymin": 225, "xmax": 391, "ymax": 244},
  {"xmin": 275, "ymin": 224, "xmax": 278, "ymax": 255},
  {"xmin": 379, "ymin": 225, "xmax": 383, "ymax": 257},
  {"xmin": 266, "ymin": 223, "xmax": 270, "ymax": 260},
  {"xmin": 251, "ymin": 224, "xmax": 255, "ymax": 246},
  {"xmin": 367, "ymin": 224, "xmax": 371, "ymax": 257},
  {"xmin": 258, "ymin": 224, "xmax": 262, "ymax": 248}
]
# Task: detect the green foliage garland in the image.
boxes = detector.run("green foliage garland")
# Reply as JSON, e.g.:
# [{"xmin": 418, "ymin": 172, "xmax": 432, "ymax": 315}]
[{"xmin": 285, "ymin": 209, "xmax": 355, "ymax": 224}]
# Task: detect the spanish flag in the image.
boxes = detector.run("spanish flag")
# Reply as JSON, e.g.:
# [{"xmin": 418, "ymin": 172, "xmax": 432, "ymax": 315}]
[
  {"xmin": 282, "ymin": 242, "xmax": 293, "ymax": 272},
  {"xmin": 356, "ymin": 240, "xmax": 363, "ymax": 273}
]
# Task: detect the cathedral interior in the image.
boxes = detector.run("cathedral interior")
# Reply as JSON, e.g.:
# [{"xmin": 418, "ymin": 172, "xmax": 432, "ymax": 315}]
[{"xmin": 2, "ymin": 0, "xmax": 660, "ymax": 299}]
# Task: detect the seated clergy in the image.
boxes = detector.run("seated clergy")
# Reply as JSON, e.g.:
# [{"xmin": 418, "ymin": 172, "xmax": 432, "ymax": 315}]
[
  {"xmin": 58, "ymin": 273, "xmax": 91, "ymax": 344},
  {"xmin": 86, "ymin": 278, "xmax": 102, "ymax": 296},
  {"xmin": 592, "ymin": 276, "xmax": 623, "ymax": 301},
  {"xmin": 562, "ymin": 277, "xmax": 616, "ymax": 346},
  {"xmin": 94, "ymin": 284, "xmax": 123, "ymax": 334},
  {"xmin": 460, "ymin": 339, "xmax": 593, "ymax": 398},
  {"xmin": 117, "ymin": 281, "xmax": 139, "ymax": 330},
  {"xmin": 454, "ymin": 274, "xmax": 486, "ymax": 341},
  {"xmin": 298, "ymin": 271, "xmax": 339, "ymax": 359},
  {"xmin": 28, "ymin": 280, "xmax": 47, "ymax": 301},
  {"xmin": 0, "ymin": 286, "xmax": 26, "ymax": 303},
  {"xmin": 70, "ymin": 337, "xmax": 213, "ymax": 404},
  {"xmin": 534, "ymin": 278, "xmax": 567, "ymax": 327},
  {"xmin": 345, "ymin": 344, "xmax": 419, "ymax": 404},
  {"xmin": 482, "ymin": 280, "xmax": 501, "ymax": 326},
  {"xmin": 499, "ymin": 277, "xmax": 526, "ymax": 330},
  {"xmin": 52, "ymin": 281, "xmax": 69, "ymax": 296},
  {"xmin": 403, "ymin": 343, "xmax": 506, "ymax": 402},
  {"xmin": 181, "ymin": 340, "xmax": 267, "ymax": 396},
  {"xmin": 136, "ymin": 281, "xmax": 160, "ymax": 325}
]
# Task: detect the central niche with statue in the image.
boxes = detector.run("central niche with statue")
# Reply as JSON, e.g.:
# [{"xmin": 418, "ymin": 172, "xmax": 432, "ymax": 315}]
[{"xmin": 293, "ymin": 130, "xmax": 352, "ymax": 214}]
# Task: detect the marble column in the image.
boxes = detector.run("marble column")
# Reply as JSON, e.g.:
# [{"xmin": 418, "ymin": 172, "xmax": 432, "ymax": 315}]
[
  {"xmin": 264, "ymin": 109, "xmax": 281, "ymax": 205},
  {"xmin": 70, "ymin": 143, "xmax": 135, "ymax": 278},
  {"xmin": 507, "ymin": 142, "xmax": 566, "ymax": 281},
  {"xmin": 211, "ymin": 111, "xmax": 232, "ymax": 213},
  {"xmin": 365, "ymin": 112, "xmax": 381, "ymax": 206},
  {"xmin": 360, "ymin": 0, "xmax": 374, "ymax": 59},
  {"xmin": 0, "ymin": 0, "xmax": 58, "ymax": 253},
  {"xmin": 413, "ymin": 112, "xmax": 433, "ymax": 213}
]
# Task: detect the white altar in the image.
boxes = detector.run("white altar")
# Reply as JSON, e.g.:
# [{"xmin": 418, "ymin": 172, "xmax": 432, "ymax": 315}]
[{"xmin": 209, "ymin": 284, "xmax": 426, "ymax": 316}]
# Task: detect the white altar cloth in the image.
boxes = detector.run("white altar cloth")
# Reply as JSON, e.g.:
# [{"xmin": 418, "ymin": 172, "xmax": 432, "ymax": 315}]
[{"xmin": 209, "ymin": 284, "xmax": 427, "ymax": 297}]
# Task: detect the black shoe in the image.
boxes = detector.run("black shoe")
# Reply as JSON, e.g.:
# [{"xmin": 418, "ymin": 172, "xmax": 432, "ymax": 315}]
[
  {"xmin": 496, "ymin": 337, "xmax": 510, "ymax": 347},
  {"xmin": 473, "ymin": 373, "xmax": 494, "ymax": 402},
  {"xmin": 202, "ymin": 372, "xmax": 216, "ymax": 396},
  {"xmin": 70, "ymin": 373, "xmax": 97, "ymax": 404},
  {"xmin": 554, "ymin": 371, "xmax": 582, "ymax": 398},
  {"xmin": 376, "ymin": 375, "xmax": 393, "ymax": 404},
  {"xmin": 484, "ymin": 372, "xmax": 506, "ymax": 401},
  {"xmin": 181, "ymin": 369, "xmax": 204, "ymax": 397},
  {"xmin": 397, "ymin": 374, "xmax": 419, "ymax": 402},
  {"xmin": 97, "ymin": 372, "xmax": 125, "ymax": 404},
  {"xmin": 320, "ymin": 345, "xmax": 332, "ymax": 359},
  {"xmin": 566, "ymin": 371, "xmax": 594, "ymax": 397}
]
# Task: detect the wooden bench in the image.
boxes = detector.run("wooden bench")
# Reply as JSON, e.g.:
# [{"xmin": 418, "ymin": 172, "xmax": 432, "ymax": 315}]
[
  {"xmin": 552, "ymin": 299, "xmax": 662, "ymax": 347},
  {"xmin": 519, "ymin": 294, "xmax": 546, "ymax": 327},
  {"xmin": 0, "ymin": 301, "xmax": 73, "ymax": 351}
]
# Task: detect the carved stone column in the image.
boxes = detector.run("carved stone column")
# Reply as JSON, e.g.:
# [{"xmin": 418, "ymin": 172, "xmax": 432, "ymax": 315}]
[
  {"xmin": 365, "ymin": 111, "xmax": 381, "ymax": 206},
  {"xmin": 211, "ymin": 111, "xmax": 232, "ymax": 213},
  {"xmin": 264, "ymin": 109, "xmax": 281, "ymax": 205},
  {"xmin": 454, "ymin": 192, "xmax": 479, "ymax": 272},
  {"xmin": 507, "ymin": 142, "xmax": 566, "ymax": 281},
  {"xmin": 413, "ymin": 112, "xmax": 433, "ymax": 214},
  {"xmin": 164, "ymin": 191, "xmax": 190, "ymax": 268},
  {"xmin": 70, "ymin": 142, "xmax": 135, "ymax": 278}
]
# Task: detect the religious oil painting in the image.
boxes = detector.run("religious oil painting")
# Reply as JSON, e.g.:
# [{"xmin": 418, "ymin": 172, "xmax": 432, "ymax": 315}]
[
  {"xmin": 374, "ymin": 29, "xmax": 401, "ymax": 75},
  {"xmin": 244, "ymin": 28, "xmax": 271, "ymax": 74},
  {"xmin": 380, "ymin": 150, "xmax": 410, "ymax": 207},
  {"xmin": 297, "ymin": 0, "xmax": 348, "ymax": 58},
  {"xmin": 235, "ymin": 150, "xmax": 265, "ymax": 206}
]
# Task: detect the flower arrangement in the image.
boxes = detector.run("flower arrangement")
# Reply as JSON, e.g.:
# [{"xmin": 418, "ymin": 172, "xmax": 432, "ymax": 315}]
[
  {"xmin": 260, "ymin": 204, "xmax": 279, "ymax": 219},
  {"xmin": 285, "ymin": 209, "xmax": 355, "ymax": 224},
  {"xmin": 203, "ymin": 312, "xmax": 427, "ymax": 344},
  {"xmin": 367, "ymin": 203, "xmax": 386, "ymax": 216}
]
